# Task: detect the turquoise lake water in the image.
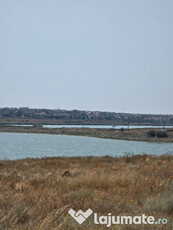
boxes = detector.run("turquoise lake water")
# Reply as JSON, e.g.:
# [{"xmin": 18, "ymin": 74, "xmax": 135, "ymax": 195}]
[{"xmin": 0, "ymin": 133, "xmax": 172, "ymax": 160}]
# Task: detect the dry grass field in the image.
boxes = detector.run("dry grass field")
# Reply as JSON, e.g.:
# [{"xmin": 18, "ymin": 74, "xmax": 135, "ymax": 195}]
[
  {"xmin": 0, "ymin": 154, "xmax": 172, "ymax": 229},
  {"xmin": 0, "ymin": 126, "xmax": 173, "ymax": 142}
]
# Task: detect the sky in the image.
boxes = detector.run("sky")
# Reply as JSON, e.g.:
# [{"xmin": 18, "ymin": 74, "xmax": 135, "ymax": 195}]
[{"xmin": 0, "ymin": 0, "xmax": 173, "ymax": 114}]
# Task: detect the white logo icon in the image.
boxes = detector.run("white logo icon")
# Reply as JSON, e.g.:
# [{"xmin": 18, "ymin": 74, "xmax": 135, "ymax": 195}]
[{"xmin": 68, "ymin": 208, "xmax": 93, "ymax": 224}]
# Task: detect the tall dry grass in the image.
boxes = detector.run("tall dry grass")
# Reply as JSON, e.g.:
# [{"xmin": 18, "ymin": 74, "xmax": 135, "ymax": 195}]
[{"xmin": 0, "ymin": 154, "xmax": 172, "ymax": 229}]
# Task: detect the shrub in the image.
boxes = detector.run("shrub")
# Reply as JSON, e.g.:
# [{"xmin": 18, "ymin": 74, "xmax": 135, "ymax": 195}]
[
  {"xmin": 147, "ymin": 130, "xmax": 156, "ymax": 138},
  {"xmin": 156, "ymin": 131, "xmax": 168, "ymax": 138},
  {"xmin": 120, "ymin": 128, "xmax": 124, "ymax": 132}
]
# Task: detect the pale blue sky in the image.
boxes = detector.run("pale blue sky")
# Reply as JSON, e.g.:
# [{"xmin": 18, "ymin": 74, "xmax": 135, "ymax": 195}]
[{"xmin": 0, "ymin": 1, "xmax": 173, "ymax": 114}]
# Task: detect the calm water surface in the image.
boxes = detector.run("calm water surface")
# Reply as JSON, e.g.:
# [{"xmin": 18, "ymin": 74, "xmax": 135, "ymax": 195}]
[
  {"xmin": 8, "ymin": 124, "xmax": 173, "ymax": 129},
  {"xmin": 0, "ymin": 133, "xmax": 172, "ymax": 160}
]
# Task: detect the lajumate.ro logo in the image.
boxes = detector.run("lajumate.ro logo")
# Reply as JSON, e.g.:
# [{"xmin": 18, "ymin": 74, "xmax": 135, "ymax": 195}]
[{"xmin": 68, "ymin": 208, "xmax": 168, "ymax": 227}]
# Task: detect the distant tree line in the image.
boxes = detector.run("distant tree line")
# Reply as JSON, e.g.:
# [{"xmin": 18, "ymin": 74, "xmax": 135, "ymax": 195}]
[{"xmin": 0, "ymin": 107, "xmax": 173, "ymax": 125}]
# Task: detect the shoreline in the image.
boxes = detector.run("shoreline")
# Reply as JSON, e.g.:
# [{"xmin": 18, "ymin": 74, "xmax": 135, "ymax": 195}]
[{"xmin": 0, "ymin": 126, "xmax": 173, "ymax": 143}]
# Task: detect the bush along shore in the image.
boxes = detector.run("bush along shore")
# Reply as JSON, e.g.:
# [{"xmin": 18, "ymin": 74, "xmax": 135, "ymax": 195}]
[
  {"xmin": 0, "ymin": 126, "xmax": 173, "ymax": 142},
  {"xmin": 0, "ymin": 154, "xmax": 172, "ymax": 229}
]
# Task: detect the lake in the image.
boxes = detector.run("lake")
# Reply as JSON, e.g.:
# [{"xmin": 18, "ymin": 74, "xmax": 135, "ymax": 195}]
[
  {"xmin": 0, "ymin": 133, "xmax": 172, "ymax": 160},
  {"xmin": 6, "ymin": 124, "xmax": 173, "ymax": 129}
]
